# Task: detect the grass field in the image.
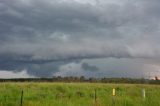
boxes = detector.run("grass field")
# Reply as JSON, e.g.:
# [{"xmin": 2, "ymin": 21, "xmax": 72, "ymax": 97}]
[{"xmin": 0, "ymin": 83, "xmax": 160, "ymax": 106}]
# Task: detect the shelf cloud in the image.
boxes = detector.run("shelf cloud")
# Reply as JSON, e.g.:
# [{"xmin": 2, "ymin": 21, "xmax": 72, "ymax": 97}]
[{"xmin": 0, "ymin": 0, "xmax": 160, "ymax": 77}]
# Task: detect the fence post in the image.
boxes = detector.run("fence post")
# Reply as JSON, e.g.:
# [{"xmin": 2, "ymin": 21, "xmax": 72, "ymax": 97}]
[
  {"xmin": 112, "ymin": 88, "xmax": 116, "ymax": 106},
  {"xmin": 20, "ymin": 90, "xmax": 23, "ymax": 106},
  {"xmin": 142, "ymin": 89, "xmax": 145, "ymax": 99},
  {"xmin": 94, "ymin": 89, "xmax": 97, "ymax": 102}
]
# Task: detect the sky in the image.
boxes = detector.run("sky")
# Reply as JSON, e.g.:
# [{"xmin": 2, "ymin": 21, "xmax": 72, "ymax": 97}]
[{"xmin": 0, "ymin": 0, "xmax": 160, "ymax": 78}]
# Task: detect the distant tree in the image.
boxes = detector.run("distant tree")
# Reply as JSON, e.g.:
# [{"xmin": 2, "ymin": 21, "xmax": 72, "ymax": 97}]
[
  {"xmin": 80, "ymin": 76, "xmax": 85, "ymax": 81},
  {"xmin": 155, "ymin": 76, "xmax": 159, "ymax": 81},
  {"xmin": 57, "ymin": 76, "xmax": 62, "ymax": 81}
]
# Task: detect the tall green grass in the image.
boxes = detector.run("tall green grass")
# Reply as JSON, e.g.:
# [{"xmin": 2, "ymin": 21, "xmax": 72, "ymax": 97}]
[{"xmin": 0, "ymin": 83, "xmax": 159, "ymax": 106}]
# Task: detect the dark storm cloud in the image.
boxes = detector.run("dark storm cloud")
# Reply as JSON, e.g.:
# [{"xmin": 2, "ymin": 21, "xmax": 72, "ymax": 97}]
[
  {"xmin": 1, "ymin": 0, "xmax": 160, "ymax": 77},
  {"xmin": 81, "ymin": 62, "xmax": 99, "ymax": 71}
]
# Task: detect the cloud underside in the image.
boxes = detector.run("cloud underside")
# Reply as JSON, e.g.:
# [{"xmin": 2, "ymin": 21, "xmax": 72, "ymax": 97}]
[{"xmin": 0, "ymin": 0, "xmax": 160, "ymax": 77}]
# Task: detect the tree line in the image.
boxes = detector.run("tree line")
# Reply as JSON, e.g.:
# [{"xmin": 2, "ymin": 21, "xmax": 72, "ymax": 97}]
[{"xmin": 0, "ymin": 76, "xmax": 159, "ymax": 84}]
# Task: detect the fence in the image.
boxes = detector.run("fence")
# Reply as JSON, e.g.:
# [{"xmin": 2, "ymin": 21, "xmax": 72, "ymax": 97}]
[{"xmin": 0, "ymin": 88, "xmax": 148, "ymax": 106}]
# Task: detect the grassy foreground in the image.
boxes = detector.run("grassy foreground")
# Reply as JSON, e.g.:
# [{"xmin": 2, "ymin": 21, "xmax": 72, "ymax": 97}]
[{"xmin": 0, "ymin": 83, "xmax": 160, "ymax": 106}]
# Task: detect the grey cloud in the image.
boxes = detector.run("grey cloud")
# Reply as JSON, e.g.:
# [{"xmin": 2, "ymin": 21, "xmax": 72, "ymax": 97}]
[
  {"xmin": 0, "ymin": 0, "xmax": 159, "ymax": 60},
  {"xmin": 0, "ymin": 0, "xmax": 160, "ymax": 77},
  {"xmin": 55, "ymin": 58, "xmax": 154, "ymax": 78},
  {"xmin": 81, "ymin": 62, "xmax": 99, "ymax": 71}
]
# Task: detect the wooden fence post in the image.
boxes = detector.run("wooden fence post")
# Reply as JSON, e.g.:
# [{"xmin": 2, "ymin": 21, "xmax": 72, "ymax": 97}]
[
  {"xmin": 20, "ymin": 90, "xmax": 23, "ymax": 106},
  {"xmin": 94, "ymin": 89, "xmax": 97, "ymax": 102}
]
